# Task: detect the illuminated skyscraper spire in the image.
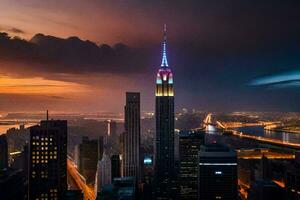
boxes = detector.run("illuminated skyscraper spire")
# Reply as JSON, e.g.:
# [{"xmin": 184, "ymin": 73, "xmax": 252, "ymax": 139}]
[{"xmin": 161, "ymin": 24, "xmax": 169, "ymax": 67}]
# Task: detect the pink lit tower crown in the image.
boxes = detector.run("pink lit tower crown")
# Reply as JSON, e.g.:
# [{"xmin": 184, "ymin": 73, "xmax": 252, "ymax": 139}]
[{"xmin": 155, "ymin": 24, "xmax": 174, "ymax": 97}]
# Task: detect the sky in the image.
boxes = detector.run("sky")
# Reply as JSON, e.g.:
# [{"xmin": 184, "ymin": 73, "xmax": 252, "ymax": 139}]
[{"xmin": 0, "ymin": 0, "xmax": 300, "ymax": 112}]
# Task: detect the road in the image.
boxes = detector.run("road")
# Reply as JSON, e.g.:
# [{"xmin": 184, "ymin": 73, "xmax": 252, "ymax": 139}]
[{"xmin": 67, "ymin": 159, "xmax": 95, "ymax": 200}]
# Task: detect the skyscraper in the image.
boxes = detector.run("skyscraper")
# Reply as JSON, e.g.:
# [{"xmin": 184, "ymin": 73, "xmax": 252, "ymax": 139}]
[
  {"xmin": 198, "ymin": 144, "xmax": 237, "ymax": 200},
  {"xmin": 122, "ymin": 92, "xmax": 141, "ymax": 181},
  {"xmin": 155, "ymin": 24, "xmax": 175, "ymax": 199},
  {"xmin": 95, "ymin": 152, "xmax": 112, "ymax": 198},
  {"xmin": 0, "ymin": 134, "xmax": 8, "ymax": 170},
  {"xmin": 179, "ymin": 130, "xmax": 205, "ymax": 199},
  {"xmin": 28, "ymin": 119, "xmax": 68, "ymax": 200},
  {"xmin": 74, "ymin": 136, "xmax": 103, "ymax": 184}
]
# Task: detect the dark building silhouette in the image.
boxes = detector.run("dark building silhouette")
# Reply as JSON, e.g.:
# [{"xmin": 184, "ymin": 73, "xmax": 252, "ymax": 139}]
[
  {"xmin": 65, "ymin": 190, "xmax": 84, "ymax": 200},
  {"xmin": 11, "ymin": 144, "xmax": 29, "ymax": 179},
  {"xmin": 111, "ymin": 154, "xmax": 121, "ymax": 181},
  {"xmin": 97, "ymin": 177, "xmax": 137, "ymax": 200},
  {"xmin": 248, "ymin": 180, "xmax": 284, "ymax": 200},
  {"xmin": 198, "ymin": 144, "xmax": 237, "ymax": 200},
  {"xmin": 74, "ymin": 136, "xmax": 104, "ymax": 184},
  {"xmin": 179, "ymin": 130, "xmax": 205, "ymax": 199},
  {"xmin": 285, "ymin": 151, "xmax": 300, "ymax": 199},
  {"xmin": 0, "ymin": 134, "xmax": 8, "ymax": 170},
  {"xmin": 122, "ymin": 92, "xmax": 141, "ymax": 181},
  {"xmin": 28, "ymin": 119, "xmax": 68, "ymax": 200},
  {"xmin": 261, "ymin": 154, "xmax": 271, "ymax": 180},
  {"xmin": 155, "ymin": 24, "xmax": 175, "ymax": 199},
  {"xmin": 0, "ymin": 169, "xmax": 27, "ymax": 200},
  {"xmin": 141, "ymin": 155, "xmax": 154, "ymax": 200}
]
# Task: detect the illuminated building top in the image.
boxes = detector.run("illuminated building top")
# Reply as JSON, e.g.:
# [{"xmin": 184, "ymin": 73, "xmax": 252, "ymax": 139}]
[{"xmin": 156, "ymin": 24, "xmax": 174, "ymax": 97}]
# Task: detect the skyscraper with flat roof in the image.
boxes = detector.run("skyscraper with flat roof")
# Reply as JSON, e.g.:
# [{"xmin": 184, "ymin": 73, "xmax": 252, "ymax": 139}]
[
  {"xmin": 198, "ymin": 144, "xmax": 237, "ymax": 200},
  {"xmin": 123, "ymin": 92, "xmax": 141, "ymax": 181},
  {"xmin": 155, "ymin": 24, "xmax": 175, "ymax": 199},
  {"xmin": 28, "ymin": 119, "xmax": 68, "ymax": 200}
]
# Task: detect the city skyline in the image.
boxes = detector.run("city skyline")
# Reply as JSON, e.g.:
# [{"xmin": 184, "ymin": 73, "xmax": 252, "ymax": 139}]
[
  {"xmin": 1, "ymin": 2, "xmax": 300, "ymax": 200},
  {"xmin": 1, "ymin": 1, "xmax": 300, "ymax": 112}
]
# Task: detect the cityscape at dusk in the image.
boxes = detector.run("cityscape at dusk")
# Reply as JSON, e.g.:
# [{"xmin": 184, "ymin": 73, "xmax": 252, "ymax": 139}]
[{"xmin": 0, "ymin": 1, "xmax": 300, "ymax": 200}]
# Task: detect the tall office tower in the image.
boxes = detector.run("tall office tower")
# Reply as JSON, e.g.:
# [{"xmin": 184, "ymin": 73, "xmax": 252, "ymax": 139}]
[
  {"xmin": 111, "ymin": 154, "xmax": 121, "ymax": 181},
  {"xmin": 179, "ymin": 130, "xmax": 205, "ymax": 200},
  {"xmin": 74, "ymin": 136, "xmax": 104, "ymax": 184},
  {"xmin": 29, "ymin": 119, "xmax": 68, "ymax": 200},
  {"xmin": 198, "ymin": 144, "xmax": 237, "ymax": 200},
  {"xmin": 0, "ymin": 134, "xmax": 8, "ymax": 170},
  {"xmin": 123, "ymin": 92, "xmax": 141, "ymax": 181},
  {"xmin": 95, "ymin": 153, "xmax": 112, "ymax": 198},
  {"xmin": 155, "ymin": 24, "xmax": 175, "ymax": 199}
]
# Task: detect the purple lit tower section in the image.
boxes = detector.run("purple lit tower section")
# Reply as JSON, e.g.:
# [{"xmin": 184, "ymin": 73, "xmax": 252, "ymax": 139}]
[{"xmin": 155, "ymin": 24, "xmax": 175, "ymax": 199}]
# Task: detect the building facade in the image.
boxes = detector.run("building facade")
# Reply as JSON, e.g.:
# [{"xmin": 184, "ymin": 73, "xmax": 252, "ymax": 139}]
[
  {"xmin": 28, "ymin": 119, "xmax": 68, "ymax": 200},
  {"xmin": 123, "ymin": 92, "xmax": 141, "ymax": 181},
  {"xmin": 179, "ymin": 130, "xmax": 205, "ymax": 199},
  {"xmin": 198, "ymin": 144, "xmax": 237, "ymax": 200},
  {"xmin": 74, "ymin": 136, "xmax": 103, "ymax": 184}
]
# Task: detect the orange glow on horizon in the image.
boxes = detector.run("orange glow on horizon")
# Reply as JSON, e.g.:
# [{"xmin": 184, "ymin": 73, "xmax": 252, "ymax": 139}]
[{"xmin": 0, "ymin": 76, "xmax": 88, "ymax": 94}]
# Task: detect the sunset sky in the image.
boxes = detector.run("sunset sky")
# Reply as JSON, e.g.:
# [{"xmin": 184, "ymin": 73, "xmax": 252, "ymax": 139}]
[{"xmin": 0, "ymin": 0, "xmax": 300, "ymax": 112}]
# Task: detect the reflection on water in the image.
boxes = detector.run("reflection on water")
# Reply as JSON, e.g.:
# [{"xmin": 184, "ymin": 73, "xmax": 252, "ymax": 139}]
[{"xmin": 236, "ymin": 126, "xmax": 300, "ymax": 144}]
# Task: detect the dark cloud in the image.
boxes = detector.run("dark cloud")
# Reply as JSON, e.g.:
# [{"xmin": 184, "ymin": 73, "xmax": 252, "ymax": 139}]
[{"xmin": 0, "ymin": 32, "xmax": 151, "ymax": 74}]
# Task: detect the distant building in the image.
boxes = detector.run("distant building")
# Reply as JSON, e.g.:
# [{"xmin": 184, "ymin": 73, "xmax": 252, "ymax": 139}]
[
  {"xmin": 111, "ymin": 154, "xmax": 121, "ymax": 181},
  {"xmin": 285, "ymin": 151, "xmax": 300, "ymax": 199},
  {"xmin": 74, "ymin": 136, "xmax": 104, "ymax": 184},
  {"xmin": 11, "ymin": 144, "xmax": 29, "ymax": 179},
  {"xmin": 248, "ymin": 180, "xmax": 284, "ymax": 200},
  {"xmin": 28, "ymin": 119, "xmax": 68, "ymax": 200},
  {"xmin": 261, "ymin": 154, "xmax": 271, "ymax": 180},
  {"xmin": 95, "ymin": 153, "xmax": 112, "ymax": 198},
  {"xmin": 141, "ymin": 155, "xmax": 154, "ymax": 200},
  {"xmin": 0, "ymin": 169, "xmax": 27, "ymax": 199},
  {"xmin": 97, "ymin": 177, "xmax": 137, "ymax": 200},
  {"xmin": 0, "ymin": 134, "xmax": 8, "ymax": 170},
  {"xmin": 198, "ymin": 144, "xmax": 238, "ymax": 200},
  {"xmin": 65, "ymin": 190, "xmax": 84, "ymax": 200},
  {"xmin": 179, "ymin": 130, "xmax": 205, "ymax": 199},
  {"xmin": 123, "ymin": 92, "xmax": 141, "ymax": 181},
  {"xmin": 107, "ymin": 120, "xmax": 117, "ymax": 137}
]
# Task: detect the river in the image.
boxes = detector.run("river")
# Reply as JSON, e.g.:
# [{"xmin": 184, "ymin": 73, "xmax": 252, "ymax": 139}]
[{"xmin": 236, "ymin": 126, "xmax": 300, "ymax": 145}]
